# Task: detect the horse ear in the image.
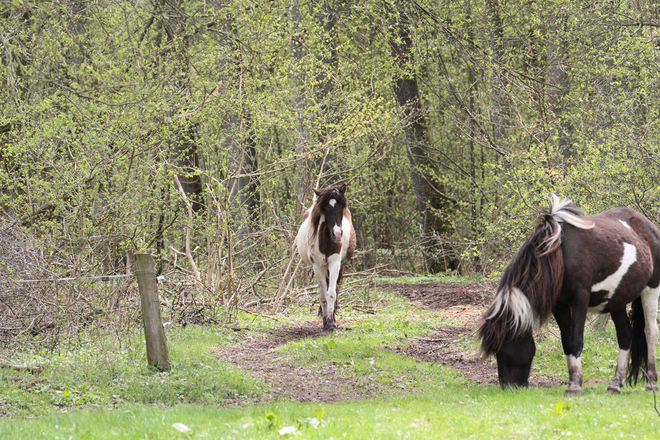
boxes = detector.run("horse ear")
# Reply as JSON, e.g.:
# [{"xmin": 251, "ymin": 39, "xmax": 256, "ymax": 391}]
[
  {"xmin": 313, "ymin": 188, "xmax": 322, "ymax": 197},
  {"xmin": 339, "ymin": 183, "xmax": 347, "ymax": 194}
]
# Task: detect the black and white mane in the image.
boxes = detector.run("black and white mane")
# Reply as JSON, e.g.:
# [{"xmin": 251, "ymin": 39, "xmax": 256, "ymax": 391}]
[{"xmin": 480, "ymin": 195, "xmax": 660, "ymax": 394}]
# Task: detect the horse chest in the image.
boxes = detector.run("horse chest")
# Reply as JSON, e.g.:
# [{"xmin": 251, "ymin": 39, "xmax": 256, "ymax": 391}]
[
  {"xmin": 297, "ymin": 219, "xmax": 342, "ymax": 268},
  {"xmin": 308, "ymin": 243, "xmax": 330, "ymax": 267}
]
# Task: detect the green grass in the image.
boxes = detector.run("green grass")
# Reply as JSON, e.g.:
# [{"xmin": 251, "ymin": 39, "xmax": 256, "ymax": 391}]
[
  {"xmin": 2, "ymin": 386, "xmax": 659, "ymax": 439},
  {"xmin": 377, "ymin": 272, "xmax": 491, "ymax": 285},
  {"xmin": 0, "ymin": 325, "xmax": 265, "ymax": 417},
  {"xmin": 2, "ymin": 279, "xmax": 660, "ymax": 438}
]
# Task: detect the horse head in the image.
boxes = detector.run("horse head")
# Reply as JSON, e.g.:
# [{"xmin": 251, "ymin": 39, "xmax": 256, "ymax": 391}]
[
  {"xmin": 495, "ymin": 332, "xmax": 536, "ymax": 387},
  {"xmin": 313, "ymin": 183, "xmax": 348, "ymax": 243}
]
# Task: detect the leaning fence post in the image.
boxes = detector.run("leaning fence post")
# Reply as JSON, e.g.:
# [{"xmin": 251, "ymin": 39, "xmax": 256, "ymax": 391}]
[{"xmin": 134, "ymin": 251, "xmax": 170, "ymax": 371}]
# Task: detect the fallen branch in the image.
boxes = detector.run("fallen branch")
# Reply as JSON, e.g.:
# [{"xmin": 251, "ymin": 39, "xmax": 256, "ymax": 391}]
[
  {"xmin": 413, "ymin": 336, "xmax": 454, "ymax": 343},
  {"xmin": 0, "ymin": 359, "xmax": 43, "ymax": 373}
]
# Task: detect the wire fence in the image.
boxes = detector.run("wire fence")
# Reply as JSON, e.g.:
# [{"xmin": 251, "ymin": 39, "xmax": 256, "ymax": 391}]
[{"xmin": 0, "ymin": 219, "xmax": 379, "ymax": 352}]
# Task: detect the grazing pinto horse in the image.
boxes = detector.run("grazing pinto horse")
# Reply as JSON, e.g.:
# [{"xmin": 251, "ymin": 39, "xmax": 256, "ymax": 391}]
[
  {"xmin": 297, "ymin": 184, "xmax": 356, "ymax": 331},
  {"xmin": 479, "ymin": 196, "xmax": 660, "ymax": 394}
]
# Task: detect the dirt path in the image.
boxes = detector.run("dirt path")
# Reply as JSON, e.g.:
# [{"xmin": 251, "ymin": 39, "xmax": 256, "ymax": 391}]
[
  {"xmin": 381, "ymin": 280, "xmax": 499, "ymax": 385},
  {"xmin": 215, "ymin": 321, "xmax": 395, "ymax": 403},
  {"xmin": 214, "ymin": 280, "xmax": 512, "ymax": 404}
]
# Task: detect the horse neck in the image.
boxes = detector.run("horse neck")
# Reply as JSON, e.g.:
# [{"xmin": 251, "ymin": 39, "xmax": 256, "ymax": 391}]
[{"xmin": 500, "ymin": 225, "xmax": 565, "ymax": 323}]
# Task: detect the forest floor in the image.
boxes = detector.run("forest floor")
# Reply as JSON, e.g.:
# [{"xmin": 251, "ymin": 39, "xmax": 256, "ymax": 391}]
[{"xmin": 212, "ymin": 279, "xmax": 544, "ymax": 405}]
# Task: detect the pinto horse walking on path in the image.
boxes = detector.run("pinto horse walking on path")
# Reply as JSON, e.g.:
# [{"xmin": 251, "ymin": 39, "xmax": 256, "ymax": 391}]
[
  {"xmin": 297, "ymin": 184, "xmax": 356, "ymax": 331},
  {"xmin": 479, "ymin": 196, "xmax": 660, "ymax": 394}
]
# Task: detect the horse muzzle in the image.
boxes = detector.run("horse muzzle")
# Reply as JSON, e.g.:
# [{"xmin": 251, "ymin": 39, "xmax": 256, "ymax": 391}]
[{"xmin": 331, "ymin": 225, "xmax": 343, "ymax": 242}]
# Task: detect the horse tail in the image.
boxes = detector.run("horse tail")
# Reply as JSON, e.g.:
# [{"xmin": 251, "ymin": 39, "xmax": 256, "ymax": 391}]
[
  {"xmin": 627, "ymin": 296, "xmax": 648, "ymax": 386},
  {"xmin": 479, "ymin": 195, "xmax": 593, "ymax": 356}
]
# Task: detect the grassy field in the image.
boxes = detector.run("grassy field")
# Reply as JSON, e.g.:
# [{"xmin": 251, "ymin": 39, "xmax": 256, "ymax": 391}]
[{"xmin": 1, "ymin": 275, "xmax": 660, "ymax": 439}]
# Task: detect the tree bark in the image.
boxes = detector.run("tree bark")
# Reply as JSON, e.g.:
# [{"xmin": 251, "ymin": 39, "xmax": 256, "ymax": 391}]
[
  {"xmin": 485, "ymin": 0, "xmax": 509, "ymax": 152},
  {"xmin": 389, "ymin": 2, "xmax": 455, "ymax": 272},
  {"xmin": 547, "ymin": 7, "xmax": 571, "ymax": 161},
  {"xmin": 290, "ymin": 0, "xmax": 312, "ymax": 212}
]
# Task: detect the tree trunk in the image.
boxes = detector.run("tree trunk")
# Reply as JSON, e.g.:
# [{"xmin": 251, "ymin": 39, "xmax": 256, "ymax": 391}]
[
  {"xmin": 290, "ymin": 0, "xmax": 312, "ymax": 212},
  {"xmin": 152, "ymin": 0, "xmax": 204, "ymax": 212},
  {"xmin": 485, "ymin": 0, "xmax": 509, "ymax": 152},
  {"xmin": 389, "ymin": 2, "xmax": 455, "ymax": 272},
  {"xmin": 314, "ymin": 1, "xmax": 341, "ymax": 186},
  {"xmin": 547, "ymin": 7, "xmax": 571, "ymax": 162}
]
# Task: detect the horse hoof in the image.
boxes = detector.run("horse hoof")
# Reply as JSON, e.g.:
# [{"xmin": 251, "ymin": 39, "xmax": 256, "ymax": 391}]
[
  {"xmin": 565, "ymin": 386, "xmax": 582, "ymax": 395},
  {"xmin": 606, "ymin": 387, "xmax": 621, "ymax": 394},
  {"xmin": 646, "ymin": 385, "xmax": 659, "ymax": 392}
]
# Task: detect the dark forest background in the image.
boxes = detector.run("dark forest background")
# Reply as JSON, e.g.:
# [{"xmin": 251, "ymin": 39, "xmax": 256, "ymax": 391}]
[{"xmin": 2, "ymin": 0, "xmax": 660, "ymax": 341}]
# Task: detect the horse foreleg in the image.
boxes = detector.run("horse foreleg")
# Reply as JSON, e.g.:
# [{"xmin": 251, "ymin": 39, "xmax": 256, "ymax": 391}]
[
  {"xmin": 607, "ymin": 309, "xmax": 631, "ymax": 394},
  {"xmin": 313, "ymin": 264, "xmax": 329, "ymax": 325},
  {"xmin": 641, "ymin": 286, "xmax": 660, "ymax": 391},
  {"xmin": 323, "ymin": 254, "xmax": 342, "ymax": 331},
  {"xmin": 554, "ymin": 300, "xmax": 587, "ymax": 394}
]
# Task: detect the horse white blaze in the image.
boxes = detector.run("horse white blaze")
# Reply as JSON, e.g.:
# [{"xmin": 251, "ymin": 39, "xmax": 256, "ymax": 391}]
[
  {"xmin": 329, "ymin": 198, "xmax": 336, "ymax": 207},
  {"xmin": 591, "ymin": 243, "xmax": 637, "ymax": 300}
]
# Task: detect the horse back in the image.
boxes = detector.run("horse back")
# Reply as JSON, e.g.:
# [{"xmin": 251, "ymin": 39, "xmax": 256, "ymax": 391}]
[{"xmin": 560, "ymin": 208, "xmax": 660, "ymax": 307}]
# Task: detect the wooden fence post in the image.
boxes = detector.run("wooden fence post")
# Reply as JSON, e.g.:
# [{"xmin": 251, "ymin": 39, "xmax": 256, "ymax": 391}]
[{"xmin": 134, "ymin": 252, "xmax": 170, "ymax": 371}]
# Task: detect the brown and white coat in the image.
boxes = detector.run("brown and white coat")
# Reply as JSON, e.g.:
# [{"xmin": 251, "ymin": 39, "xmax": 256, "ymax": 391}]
[{"xmin": 296, "ymin": 184, "xmax": 356, "ymax": 331}]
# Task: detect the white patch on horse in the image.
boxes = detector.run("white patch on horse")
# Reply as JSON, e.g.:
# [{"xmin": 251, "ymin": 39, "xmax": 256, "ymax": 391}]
[
  {"xmin": 619, "ymin": 220, "xmax": 632, "ymax": 231},
  {"xmin": 610, "ymin": 348, "xmax": 630, "ymax": 389},
  {"xmin": 641, "ymin": 285, "xmax": 660, "ymax": 390},
  {"xmin": 544, "ymin": 195, "xmax": 594, "ymax": 251},
  {"xmin": 329, "ymin": 198, "xmax": 336, "ymax": 207},
  {"xmin": 566, "ymin": 354, "xmax": 582, "ymax": 390},
  {"xmin": 567, "ymin": 354, "xmax": 581, "ymax": 372},
  {"xmin": 486, "ymin": 286, "xmax": 534, "ymax": 334},
  {"xmin": 591, "ymin": 243, "xmax": 637, "ymax": 300},
  {"xmin": 332, "ymin": 224, "xmax": 342, "ymax": 241}
]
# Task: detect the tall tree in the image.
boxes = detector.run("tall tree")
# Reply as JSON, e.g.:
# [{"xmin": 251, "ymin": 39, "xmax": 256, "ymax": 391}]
[
  {"xmin": 484, "ymin": 0, "xmax": 509, "ymax": 152},
  {"xmin": 388, "ymin": 2, "xmax": 455, "ymax": 272},
  {"xmin": 290, "ymin": 0, "xmax": 312, "ymax": 212},
  {"xmin": 547, "ymin": 3, "xmax": 571, "ymax": 161}
]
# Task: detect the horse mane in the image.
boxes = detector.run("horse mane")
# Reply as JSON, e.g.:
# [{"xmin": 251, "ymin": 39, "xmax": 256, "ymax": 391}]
[
  {"xmin": 310, "ymin": 185, "xmax": 347, "ymax": 239},
  {"xmin": 479, "ymin": 195, "xmax": 593, "ymax": 356}
]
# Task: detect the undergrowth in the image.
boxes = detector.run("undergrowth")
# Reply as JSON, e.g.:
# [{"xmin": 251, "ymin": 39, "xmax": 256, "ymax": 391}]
[{"xmin": 1, "ymin": 275, "xmax": 659, "ymax": 439}]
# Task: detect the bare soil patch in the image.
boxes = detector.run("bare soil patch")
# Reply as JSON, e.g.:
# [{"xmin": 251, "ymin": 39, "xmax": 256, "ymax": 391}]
[
  {"xmin": 381, "ymin": 280, "xmax": 563, "ymax": 388},
  {"xmin": 380, "ymin": 280, "xmax": 500, "ymax": 384},
  {"xmin": 213, "ymin": 279, "xmax": 559, "ymax": 405},
  {"xmin": 378, "ymin": 280, "xmax": 497, "ymax": 309},
  {"xmin": 214, "ymin": 321, "xmax": 392, "ymax": 404}
]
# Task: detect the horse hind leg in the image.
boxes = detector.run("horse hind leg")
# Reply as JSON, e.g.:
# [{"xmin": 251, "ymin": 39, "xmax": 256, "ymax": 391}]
[
  {"xmin": 641, "ymin": 286, "xmax": 660, "ymax": 391},
  {"xmin": 607, "ymin": 309, "xmax": 632, "ymax": 394}
]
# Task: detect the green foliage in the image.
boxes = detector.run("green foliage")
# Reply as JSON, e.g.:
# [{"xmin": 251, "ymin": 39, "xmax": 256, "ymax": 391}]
[{"xmin": 2, "ymin": 0, "xmax": 658, "ymax": 281}]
